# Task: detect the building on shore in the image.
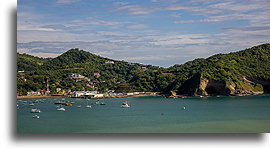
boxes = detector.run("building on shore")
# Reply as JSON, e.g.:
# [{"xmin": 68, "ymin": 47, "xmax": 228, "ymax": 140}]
[
  {"xmin": 73, "ymin": 91, "xmax": 102, "ymax": 98},
  {"xmin": 27, "ymin": 91, "xmax": 41, "ymax": 96}
]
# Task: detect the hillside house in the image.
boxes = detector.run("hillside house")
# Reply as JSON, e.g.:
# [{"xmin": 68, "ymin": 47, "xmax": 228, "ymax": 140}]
[
  {"xmin": 93, "ymin": 72, "xmax": 100, "ymax": 77},
  {"xmin": 68, "ymin": 73, "xmax": 85, "ymax": 79}
]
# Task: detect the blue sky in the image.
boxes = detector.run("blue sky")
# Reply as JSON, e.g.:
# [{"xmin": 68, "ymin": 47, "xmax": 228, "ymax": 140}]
[{"xmin": 17, "ymin": 0, "xmax": 269, "ymax": 67}]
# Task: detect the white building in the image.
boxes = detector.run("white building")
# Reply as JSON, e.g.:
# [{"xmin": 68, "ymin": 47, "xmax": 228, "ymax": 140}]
[
  {"xmin": 73, "ymin": 91, "xmax": 101, "ymax": 98},
  {"xmin": 27, "ymin": 91, "xmax": 41, "ymax": 96},
  {"xmin": 68, "ymin": 73, "xmax": 85, "ymax": 79}
]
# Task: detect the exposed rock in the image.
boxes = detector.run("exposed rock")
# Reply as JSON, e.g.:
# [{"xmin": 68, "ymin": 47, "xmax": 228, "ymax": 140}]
[{"xmin": 178, "ymin": 74, "xmax": 269, "ymax": 96}]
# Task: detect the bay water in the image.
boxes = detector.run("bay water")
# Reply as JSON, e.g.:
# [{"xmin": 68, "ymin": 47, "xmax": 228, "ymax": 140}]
[{"xmin": 17, "ymin": 95, "xmax": 269, "ymax": 133}]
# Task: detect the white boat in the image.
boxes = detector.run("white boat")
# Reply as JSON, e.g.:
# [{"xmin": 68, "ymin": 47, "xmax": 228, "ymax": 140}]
[
  {"xmin": 32, "ymin": 115, "xmax": 40, "ymax": 119},
  {"xmin": 121, "ymin": 101, "xmax": 130, "ymax": 108},
  {"xmin": 57, "ymin": 107, "xmax": 66, "ymax": 111},
  {"xmin": 31, "ymin": 108, "xmax": 41, "ymax": 113},
  {"xmin": 29, "ymin": 103, "xmax": 35, "ymax": 106},
  {"xmin": 85, "ymin": 105, "xmax": 91, "ymax": 108},
  {"xmin": 57, "ymin": 105, "xmax": 66, "ymax": 111}
]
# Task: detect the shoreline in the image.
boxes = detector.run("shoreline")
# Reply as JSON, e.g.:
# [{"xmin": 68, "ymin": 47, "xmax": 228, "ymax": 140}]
[
  {"xmin": 17, "ymin": 94, "xmax": 159, "ymax": 100},
  {"xmin": 17, "ymin": 92, "xmax": 268, "ymax": 100},
  {"xmin": 17, "ymin": 95, "xmax": 63, "ymax": 99}
]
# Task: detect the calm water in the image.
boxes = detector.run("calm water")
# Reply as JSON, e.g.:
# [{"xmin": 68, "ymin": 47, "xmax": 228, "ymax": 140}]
[{"xmin": 17, "ymin": 95, "xmax": 269, "ymax": 133}]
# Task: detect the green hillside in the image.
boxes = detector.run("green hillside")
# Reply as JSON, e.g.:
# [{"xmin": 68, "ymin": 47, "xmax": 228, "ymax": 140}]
[
  {"xmin": 17, "ymin": 43, "xmax": 269, "ymax": 96},
  {"xmin": 17, "ymin": 48, "xmax": 172, "ymax": 95},
  {"xmin": 167, "ymin": 43, "xmax": 269, "ymax": 95}
]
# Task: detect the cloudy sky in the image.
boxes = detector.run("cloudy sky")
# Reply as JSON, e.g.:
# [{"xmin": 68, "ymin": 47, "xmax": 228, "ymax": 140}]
[{"xmin": 17, "ymin": 0, "xmax": 269, "ymax": 67}]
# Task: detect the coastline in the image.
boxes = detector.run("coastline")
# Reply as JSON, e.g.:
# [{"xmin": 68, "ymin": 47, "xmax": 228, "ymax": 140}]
[
  {"xmin": 17, "ymin": 95, "xmax": 63, "ymax": 99},
  {"xmin": 16, "ymin": 94, "xmax": 159, "ymax": 100}
]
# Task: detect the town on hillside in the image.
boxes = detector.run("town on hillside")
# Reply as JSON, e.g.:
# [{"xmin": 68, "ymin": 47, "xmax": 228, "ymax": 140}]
[{"xmin": 17, "ymin": 72, "xmax": 157, "ymax": 99}]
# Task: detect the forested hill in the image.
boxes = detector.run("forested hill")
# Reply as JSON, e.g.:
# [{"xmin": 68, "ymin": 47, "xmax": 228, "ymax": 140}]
[
  {"xmin": 166, "ymin": 43, "xmax": 269, "ymax": 95},
  {"xmin": 17, "ymin": 44, "xmax": 269, "ymax": 96}
]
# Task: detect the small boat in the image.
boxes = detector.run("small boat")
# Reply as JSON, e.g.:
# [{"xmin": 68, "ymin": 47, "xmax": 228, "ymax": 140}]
[
  {"xmin": 57, "ymin": 107, "xmax": 66, "ymax": 111},
  {"xmin": 121, "ymin": 101, "xmax": 130, "ymax": 108},
  {"xmin": 32, "ymin": 115, "xmax": 40, "ymax": 119},
  {"xmin": 31, "ymin": 108, "xmax": 41, "ymax": 113},
  {"xmin": 54, "ymin": 102, "xmax": 72, "ymax": 106},
  {"xmin": 95, "ymin": 101, "xmax": 100, "ymax": 104},
  {"xmin": 77, "ymin": 105, "xmax": 82, "ymax": 108},
  {"xmin": 54, "ymin": 101, "xmax": 62, "ymax": 104},
  {"xmin": 57, "ymin": 105, "xmax": 66, "ymax": 111},
  {"xmin": 33, "ymin": 100, "xmax": 39, "ymax": 103},
  {"xmin": 100, "ymin": 102, "xmax": 106, "ymax": 105},
  {"xmin": 85, "ymin": 105, "xmax": 91, "ymax": 108},
  {"xmin": 64, "ymin": 103, "xmax": 73, "ymax": 106},
  {"xmin": 29, "ymin": 103, "xmax": 35, "ymax": 106},
  {"xmin": 182, "ymin": 106, "xmax": 186, "ymax": 110}
]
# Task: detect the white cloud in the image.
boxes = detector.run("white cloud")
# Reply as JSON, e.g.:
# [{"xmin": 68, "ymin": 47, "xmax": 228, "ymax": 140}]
[
  {"xmin": 114, "ymin": 5, "xmax": 157, "ymax": 15},
  {"xmin": 149, "ymin": 34, "xmax": 210, "ymax": 46},
  {"xmin": 17, "ymin": 0, "xmax": 269, "ymax": 67}
]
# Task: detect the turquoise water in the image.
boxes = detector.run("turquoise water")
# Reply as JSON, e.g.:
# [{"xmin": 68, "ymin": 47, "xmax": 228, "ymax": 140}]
[{"xmin": 17, "ymin": 95, "xmax": 270, "ymax": 133}]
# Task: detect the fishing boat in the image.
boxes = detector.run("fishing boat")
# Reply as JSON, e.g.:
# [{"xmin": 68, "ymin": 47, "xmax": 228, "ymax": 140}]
[
  {"xmin": 54, "ymin": 101, "xmax": 72, "ymax": 106},
  {"xmin": 64, "ymin": 103, "xmax": 73, "ymax": 106},
  {"xmin": 31, "ymin": 108, "xmax": 41, "ymax": 113},
  {"xmin": 121, "ymin": 101, "xmax": 130, "ymax": 108}
]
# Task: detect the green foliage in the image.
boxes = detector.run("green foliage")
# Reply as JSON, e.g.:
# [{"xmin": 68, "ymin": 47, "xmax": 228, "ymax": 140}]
[{"xmin": 17, "ymin": 44, "xmax": 269, "ymax": 95}]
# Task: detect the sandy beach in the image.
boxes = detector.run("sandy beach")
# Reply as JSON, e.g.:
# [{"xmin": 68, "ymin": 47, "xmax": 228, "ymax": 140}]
[
  {"xmin": 17, "ymin": 93, "xmax": 159, "ymax": 99},
  {"xmin": 17, "ymin": 95, "xmax": 63, "ymax": 99}
]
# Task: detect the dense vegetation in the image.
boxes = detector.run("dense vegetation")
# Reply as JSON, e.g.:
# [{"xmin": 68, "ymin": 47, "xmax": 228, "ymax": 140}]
[{"xmin": 17, "ymin": 44, "xmax": 269, "ymax": 96}]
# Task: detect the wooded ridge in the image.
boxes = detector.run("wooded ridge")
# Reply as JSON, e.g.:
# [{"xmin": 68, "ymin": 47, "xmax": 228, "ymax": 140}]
[{"xmin": 17, "ymin": 43, "xmax": 269, "ymax": 96}]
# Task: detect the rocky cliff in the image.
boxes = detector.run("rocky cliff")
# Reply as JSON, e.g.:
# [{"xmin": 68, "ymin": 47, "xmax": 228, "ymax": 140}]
[{"xmin": 178, "ymin": 74, "xmax": 269, "ymax": 96}]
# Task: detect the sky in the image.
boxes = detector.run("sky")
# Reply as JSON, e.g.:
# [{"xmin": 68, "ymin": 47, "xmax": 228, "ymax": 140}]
[{"xmin": 17, "ymin": 0, "xmax": 269, "ymax": 67}]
